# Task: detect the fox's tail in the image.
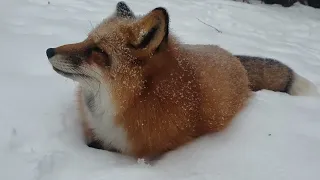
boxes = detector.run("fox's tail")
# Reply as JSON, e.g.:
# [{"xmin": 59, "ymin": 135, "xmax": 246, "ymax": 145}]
[{"xmin": 235, "ymin": 55, "xmax": 319, "ymax": 97}]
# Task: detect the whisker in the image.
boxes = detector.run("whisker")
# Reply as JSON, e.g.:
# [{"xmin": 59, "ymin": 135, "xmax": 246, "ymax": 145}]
[
  {"xmin": 85, "ymin": 20, "xmax": 96, "ymax": 35},
  {"xmin": 80, "ymin": 64, "xmax": 104, "ymax": 80},
  {"xmin": 89, "ymin": 20, "xmax": 94, "ymax": 31}
]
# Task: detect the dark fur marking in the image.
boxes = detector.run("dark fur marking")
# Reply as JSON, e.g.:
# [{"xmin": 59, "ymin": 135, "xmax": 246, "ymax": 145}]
[
  {"xmin": 84, "ymin": 92, "xmax": 95, "ymax": 112},
  {"xmin": 88, "ymin": 140, "xmax": 121, "ymax": 153},
  {"xmin": 153, "ymin": 7, "xmax": 170, "ymax": 53},
  {"xmin": 116, "ymin": 1, "xmax": 135, "ymax": 19},
  {"xmin": 283, "ymin": 68, "xmax": 294, "ymax": 93},
  {"xmin": 154, "ymin": 7, "xmax": 170, "ymax": 43},
  {"xmin": 88, "ymin": 140, "xmax": 104, "ymax": 150},
  {"xmin": 69, "ymin": 55, "xmax": 83, "ymax": 66},
  {"xmin": 235, "ymin": 55, "xmax": 294, "ymax": 93}
]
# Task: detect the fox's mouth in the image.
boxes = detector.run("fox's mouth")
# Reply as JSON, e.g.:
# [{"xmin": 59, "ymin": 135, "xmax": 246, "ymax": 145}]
[{"xmin": 52, "ymin": 66, "xmax": 90, "ymax": 79}]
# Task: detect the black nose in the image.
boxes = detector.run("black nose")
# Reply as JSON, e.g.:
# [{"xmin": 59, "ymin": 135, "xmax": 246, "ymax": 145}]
[{"xmin": 46, "ymin": 48, "xmax": 55, "ymax": 59}]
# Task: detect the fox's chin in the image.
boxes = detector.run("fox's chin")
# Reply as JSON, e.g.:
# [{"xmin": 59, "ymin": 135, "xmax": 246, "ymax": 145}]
[{"xmin": 52, "ymin": 66, "xmax": 91, "ymax": 80}]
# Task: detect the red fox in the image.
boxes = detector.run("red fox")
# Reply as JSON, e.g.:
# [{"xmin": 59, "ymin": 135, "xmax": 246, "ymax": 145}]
[{"xmin": 46, "ymin": 2, "xmax": 318, "ymax": 159}]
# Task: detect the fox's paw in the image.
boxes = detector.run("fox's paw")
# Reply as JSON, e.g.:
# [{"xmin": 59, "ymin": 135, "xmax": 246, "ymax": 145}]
[
  {"xmin": 87, "ymin": 140, "xmax": 104, "ymax": 150},
  {"xmin": 82, "ymin": 125, "xmax": 103, "ymax": 150},
  {"xmin": 87, "ymin": 140, "xmax": 120, "ymax": 153}
]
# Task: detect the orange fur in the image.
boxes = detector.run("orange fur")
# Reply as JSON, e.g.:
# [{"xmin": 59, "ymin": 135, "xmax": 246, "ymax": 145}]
[
  {"xmin": 184, "ymin": 45, "xmax": 294, "ymax": 93},
  {"xmin": 117, "ymin": 39, "xmax": 251, "ymax": 158},
  {"xmin": 47, "ymin": 3, "xmax": 251, "ymax": 159}
]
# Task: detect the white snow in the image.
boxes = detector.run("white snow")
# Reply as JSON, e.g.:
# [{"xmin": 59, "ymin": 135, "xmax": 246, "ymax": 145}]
[{"xmin": 1, "ymin": 0, "xmax": 320, "ymax": 180}]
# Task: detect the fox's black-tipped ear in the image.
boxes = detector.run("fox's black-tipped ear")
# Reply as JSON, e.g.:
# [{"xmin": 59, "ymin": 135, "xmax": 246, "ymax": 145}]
[
  {"xmin": 128, "ymin": 7, "xmax": 169, "ymax": 55},
  {"xmin": 116, "ymin": 1, "xmax": 135, "ymax": 19}
]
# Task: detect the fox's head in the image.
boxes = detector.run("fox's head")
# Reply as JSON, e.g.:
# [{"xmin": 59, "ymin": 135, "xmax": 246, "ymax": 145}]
[{"xmin": 46, "ymin": 2, "xmax": 176, "ymax": 108}]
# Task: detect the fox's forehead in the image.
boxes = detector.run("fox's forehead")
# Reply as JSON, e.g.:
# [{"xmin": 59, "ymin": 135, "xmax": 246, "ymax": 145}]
[{"xmin": 88, "ymin": 16, "xmax": 136, "ymax": 44}]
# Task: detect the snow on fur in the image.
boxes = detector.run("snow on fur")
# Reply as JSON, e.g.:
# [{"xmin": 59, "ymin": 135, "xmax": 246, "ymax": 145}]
[{"xmin": 1, "ymin": 0, "xmax": 320, "ymax": 180}]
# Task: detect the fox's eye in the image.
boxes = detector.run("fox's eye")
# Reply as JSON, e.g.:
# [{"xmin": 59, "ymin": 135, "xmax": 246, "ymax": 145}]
[
  {"xmin": 92, "ymin": 47, "xmax": 104, "ymax": 54},
  {"xmin": 88, "ymin": 46, "xmax": 111, "ymax": 67}
]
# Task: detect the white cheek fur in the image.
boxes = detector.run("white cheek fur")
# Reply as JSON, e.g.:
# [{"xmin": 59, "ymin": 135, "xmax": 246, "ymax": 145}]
[{"xmin": 50, "ymin": 54, "xmax": 130, "ymax": 152}]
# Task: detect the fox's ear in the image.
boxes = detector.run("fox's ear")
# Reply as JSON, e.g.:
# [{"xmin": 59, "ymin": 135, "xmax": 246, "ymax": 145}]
[
  {"xmin": 116, "ymin": 1, "xmax": 135, "ymax": 19},
  {"xmin": 128, "ymin": 7, "xmax": 169, "ymax": 55}
]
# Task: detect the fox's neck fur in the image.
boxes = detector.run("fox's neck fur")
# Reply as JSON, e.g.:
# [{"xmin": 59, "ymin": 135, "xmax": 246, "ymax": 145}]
[
  {"xmin": 82, "ymin": 83, "xmax": 112, "ymax": 116},
  {"xmin": 80, "ymin": 81, "xmax": 130, "ymax": 152}
]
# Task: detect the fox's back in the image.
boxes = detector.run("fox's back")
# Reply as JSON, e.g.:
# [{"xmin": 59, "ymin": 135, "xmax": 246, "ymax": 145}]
[
  {"xmin": 180, "ymin": 44, "xmax": 250, "ymax": 133},
  {"xmin": 183, "ymin": 44, "xmax": 299, "ymax": 94}
]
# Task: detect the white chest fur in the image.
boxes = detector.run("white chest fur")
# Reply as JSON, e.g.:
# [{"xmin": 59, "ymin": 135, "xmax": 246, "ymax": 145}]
[{"xmin": 80, "ymin": 85, "xmax": 130, "ymax": 153}]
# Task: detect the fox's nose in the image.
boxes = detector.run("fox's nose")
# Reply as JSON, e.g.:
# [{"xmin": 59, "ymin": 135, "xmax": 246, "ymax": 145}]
[{"xmin": 46, "ymin": 48, "xmax": 55, "ymax": 59}]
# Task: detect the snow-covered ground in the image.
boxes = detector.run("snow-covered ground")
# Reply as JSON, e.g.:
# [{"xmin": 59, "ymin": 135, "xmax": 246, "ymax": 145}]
[{"xmin": 1, "ymin": 0, "xmax": 320, "ymax": 179}]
